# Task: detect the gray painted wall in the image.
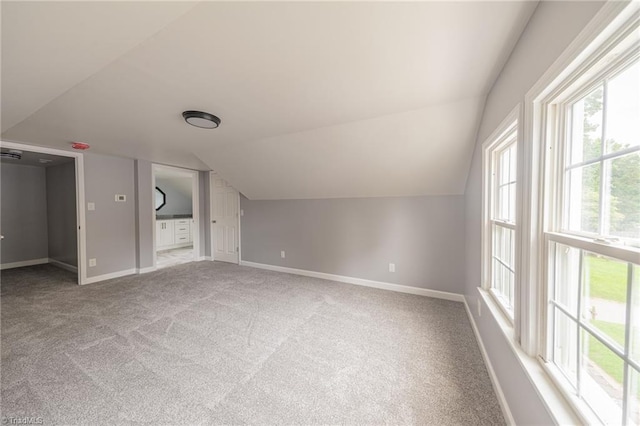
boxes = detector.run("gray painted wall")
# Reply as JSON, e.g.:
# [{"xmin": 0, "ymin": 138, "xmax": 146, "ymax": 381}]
[
  {"xmin": 241, "ymin": 195, "xmax": 465, "ymax": 293},
  {"xmin": 155, "ymin": 176, "xmax": 192, "ymax": 216},
  {"xmin": 135, "ymin": 160, "xmax": 154, "ymax": 270},
  {"xmin": 84, "ymin": 153, "xmax": 136, "ymax": 277},
  {"xmin": 0, "ymin": 163, "xmax": 48, "ymax": 264},
  {"xmin": 463, "ymin": 2, "xmax": 605, "ymax": 424},
  {"xmin": 46, "ymin": 161, "xmax": 77, "ymax": 267}
]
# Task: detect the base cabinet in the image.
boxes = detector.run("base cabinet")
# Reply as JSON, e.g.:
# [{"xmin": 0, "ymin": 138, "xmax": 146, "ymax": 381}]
[
  {"xmin": 156, "ymin": 219, "xmax": 192, "ymax": 250},
  {"xmin": 156, "ymin": 220, "xmax": 175, "ymax": 247}
]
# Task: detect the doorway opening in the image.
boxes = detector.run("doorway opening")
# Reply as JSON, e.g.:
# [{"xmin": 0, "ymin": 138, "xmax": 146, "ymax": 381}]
[
  {"xmin": 152, "ymin": 164, "xmax": 199, "ymax": 269},
  {"xmin": 0, "ymin": 141, "xmax": 86, "ymax": 284}
]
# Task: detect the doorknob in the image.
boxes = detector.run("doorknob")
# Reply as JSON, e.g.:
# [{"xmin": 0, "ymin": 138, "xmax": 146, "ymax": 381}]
[{"xmin": 212, "ymin": 220, "xmax": 216, "ymax": 223}]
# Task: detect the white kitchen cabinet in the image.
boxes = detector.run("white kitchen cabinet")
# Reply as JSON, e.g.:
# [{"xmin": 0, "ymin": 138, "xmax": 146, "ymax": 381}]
[
  {"xmin": 174, "ymin": 219, "xmax": 191, "ymax": 245},
  {"xmin": 156, "ymin": 220, "xmax": 175, "ymax": 248},
  {"xmin": 156, "ymin": 219, "xmax": 192, "ymax": 250}
]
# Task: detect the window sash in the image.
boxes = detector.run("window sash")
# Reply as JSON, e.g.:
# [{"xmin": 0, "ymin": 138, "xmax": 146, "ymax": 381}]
[
  {"xmin": 553, "ymin": 50, "xmax": 640, "ymax": 247},
  {"xmin": 545, "ymin": 232, "xmax": 640, "ymax": 424},
  {"xmin": 486, "ymin": 131, "xmax": 518, "ymax": 320}
]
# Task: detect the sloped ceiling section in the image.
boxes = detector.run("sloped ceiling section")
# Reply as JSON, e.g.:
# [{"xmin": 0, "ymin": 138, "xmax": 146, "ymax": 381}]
[{"xmin": 1, "ymin": 1, "xmax": 537, "ymax": 199}]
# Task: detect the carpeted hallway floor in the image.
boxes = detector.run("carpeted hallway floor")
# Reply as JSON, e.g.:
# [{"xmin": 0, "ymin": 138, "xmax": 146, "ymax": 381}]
[{"xmin": 1, "ymin": 262, "xmax": 505, "ymax": 425}]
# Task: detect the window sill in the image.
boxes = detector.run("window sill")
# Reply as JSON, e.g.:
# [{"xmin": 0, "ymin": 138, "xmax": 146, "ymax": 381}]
[{"xmin": 476, "ymin": 288, "xmax": 585, "ymax": 425}]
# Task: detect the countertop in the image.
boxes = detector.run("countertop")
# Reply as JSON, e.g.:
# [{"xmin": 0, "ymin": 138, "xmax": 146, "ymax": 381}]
[{"xmin": 156, "ymin": 214, "xmax": 193, "ymax": 220}]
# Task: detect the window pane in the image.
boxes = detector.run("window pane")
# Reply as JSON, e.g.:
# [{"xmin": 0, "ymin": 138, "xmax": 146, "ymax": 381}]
[
  {"xmin": 580, "ymin": 329, "xmax": 624, "ymax": 425},
  {"xmin": 628, "ymin": 367, "xmax": 640, "ymax": 426},
  {"xmin": 491, "ymin": 223, "xmax": 515, "ymax": 312},
  {"xmin": 631, "ymin": 264, "xmax": 640, "ymax": 365},
  {"xmin": 570, "ymin": 86, "xmax": 603, "ymax": 165},
  {"xmin": 606, "ymin": 152, "xmax": 640, "ymax": 241},
  {"xmin": 553, "ymin": 243, "xmax": 581, "ymax": 316},
  {"xmin": 499, "ymin": 145, "xmax": 510, "ymax": 185},
  {"xmin": 497, "ymin": 185, "xmax": 508, "ymax": 221},
  {"xmin": 492, "ymin": 224, "xmax": 514, "ymax": 268},
  {"xmin": 496, "ymin": 183, "xmax": 516, "ymax": 223},
  {"xmin": 509, "ymin": 182, "xmax": 516, "ymax": 223},
  {"xmin": 582, "ymin": 252, "xmax": 628, "ymax": 351},
  {"xmin": 566, "ymin": 162, "xmax": 601, "ymax": 234},
  {"xmin": 494, "ymin": 141, "xmax": 517, "ymax": 224},
  {"xmin": 553, "ymin": 308, "xmax": 578, "ymax": 387},
  {"xmin": 509, "ymin": 143, "xmax": 517, "ymax": 183},
  {"xmin": 605, "ymin": 60, "xmax": 640, "ymax": 154}
]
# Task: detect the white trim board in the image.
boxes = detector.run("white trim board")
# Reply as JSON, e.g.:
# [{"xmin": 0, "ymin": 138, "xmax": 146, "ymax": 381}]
[
  {"xmin": 83, "ymin": 268, "xmax": 136, "ymax": 285},
  {"xmin": 463, "ymin": 299, "xmax": 515, "ymax": 426},
  {"xmin": 0, "ymin": 258, "xmax": 49, "ymax": 270},
  {"xmin": 137, "ymin": 266, "xmax": 157, "ymax": 274},
  {"xmin": 48, "ymin": 258, "xmax": 78, "ymax": 273},
  {"xmin": 240, "ymin": 261, "xmax": 464, "ymax": 302}
]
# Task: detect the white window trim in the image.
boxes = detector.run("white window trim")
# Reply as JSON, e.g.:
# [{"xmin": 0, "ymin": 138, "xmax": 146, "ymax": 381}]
[{"xmin": 482, "ymin": 104, "xmax": 522, "ymax": 328}]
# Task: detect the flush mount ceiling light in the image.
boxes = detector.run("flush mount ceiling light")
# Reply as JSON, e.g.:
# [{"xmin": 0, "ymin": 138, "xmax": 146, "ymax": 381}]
[{"xmin": 182, "ymin": 110, "xmax": 221, "ymax": 129}]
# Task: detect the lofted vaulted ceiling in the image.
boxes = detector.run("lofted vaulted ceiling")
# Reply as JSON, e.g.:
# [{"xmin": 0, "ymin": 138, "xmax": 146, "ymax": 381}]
[{"xmin": 1, "ymin": 1, "xmax": 537, "ymax": 199}]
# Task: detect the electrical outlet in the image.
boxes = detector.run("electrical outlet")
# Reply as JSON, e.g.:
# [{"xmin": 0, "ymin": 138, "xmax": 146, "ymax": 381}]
[
  {"xmin": 281, "ymin": 251, "xmax": 285, "ymax": 258},
  {"xmin": 389, "ymin": 263, "xmax": 395, "ymax": 273},
  {"xmin": 477, "ymin": 299, "xmax": 482, "ymax": 317},
  {"xmin": 87, "ymin": 202, "xmax": 95, "ymax": 211},
  {"xmin": 89, "ymin": 258, "xmax": 97, "ymax": 267}
]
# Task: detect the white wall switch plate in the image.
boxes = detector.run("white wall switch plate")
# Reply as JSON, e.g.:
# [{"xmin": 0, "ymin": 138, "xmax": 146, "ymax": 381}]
[
  {"xmin": 89, "ymin": 258, "xmax": 97, "ymax": 267},
  {"xmin": 87, "ymin": 202, "xmax": 95, "ymax": 211},
  {"xmin": 240, "ymin": 209, "xmax": 244, "ymax": 216},
  {"xmin": 281, "ymin": 251, "xmax": 285, "ymax": 258},
  {"xmin": 115, "ymin": 194, "xmax": 126, "ymax": 202},
  {"xmin": 389, "ymin": 263, "xmax": 395, "ymax": 273}
]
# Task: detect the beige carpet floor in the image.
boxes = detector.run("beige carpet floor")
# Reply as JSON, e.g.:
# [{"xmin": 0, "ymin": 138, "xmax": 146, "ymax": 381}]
[{"xmin": 1, "ymin": 262, "xmax": 504, "ymax": 425}]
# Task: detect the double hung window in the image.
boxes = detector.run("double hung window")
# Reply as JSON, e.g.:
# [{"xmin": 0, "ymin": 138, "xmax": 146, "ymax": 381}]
[{"xmin": 544, "ymin": 46, "xmax": 639, "ymax": 425}]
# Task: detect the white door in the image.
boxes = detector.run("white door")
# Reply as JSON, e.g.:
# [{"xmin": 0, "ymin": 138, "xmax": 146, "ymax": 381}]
[{"xmin": 210, "ymin": 173, "xmax": 239, "ymax": 263}]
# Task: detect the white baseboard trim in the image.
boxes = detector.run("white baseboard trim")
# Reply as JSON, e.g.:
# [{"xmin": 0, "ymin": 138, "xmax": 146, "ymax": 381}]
[
  {"xmin": 195, "ymin": 256, "xmax": 212, "ymax": 261},
  {"xmin": 463, "ymin": 300, "xmax": 515, "ymax": 426},
  {"xmin": 240, "ymin": 261, "xmax": 464, "ymax": 302},
  {"xmin": 0, "ymin": 258, "xmax": 49, "ymax": 270},
  {"xmin": 48, "ymin": 258, "xmax": 78, "ymax": 273},
  {"xmin": 83, "ymin": 268, "xmax": 137, "ymax": 285},
  {"xmin": 137, "ymin": 266, "xmax": 157, "ymax": 274}
]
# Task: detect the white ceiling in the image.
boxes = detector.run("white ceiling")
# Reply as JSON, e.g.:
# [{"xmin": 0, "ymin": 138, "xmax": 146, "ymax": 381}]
[{"xmin": 1, "ymin": 1, "xmax": 537, "ymax": 199}]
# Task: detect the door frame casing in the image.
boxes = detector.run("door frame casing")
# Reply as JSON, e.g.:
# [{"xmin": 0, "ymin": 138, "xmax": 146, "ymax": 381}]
[
  {"xmin": 152, "ymin": 164, "xmax": 200, "ymax": 268},
  {"xmin": 0, "ymin": 140, "xmax": 87, "ymax": 284},
  {"xmin": 209, "ymin": 171, "xmax": 241, "ymax": 264}
]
